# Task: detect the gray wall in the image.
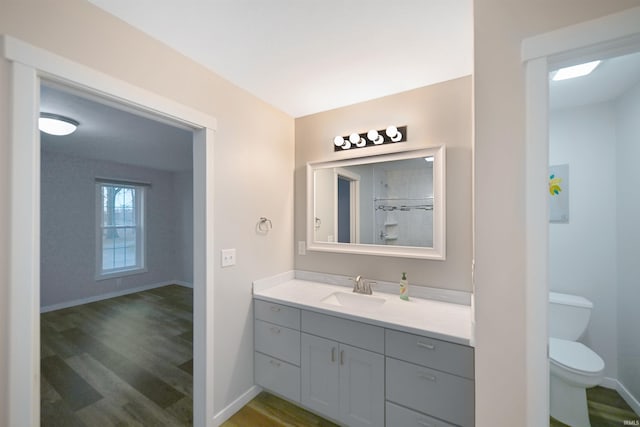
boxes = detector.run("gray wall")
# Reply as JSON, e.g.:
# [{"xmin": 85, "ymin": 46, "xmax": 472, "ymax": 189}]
[
  {"xmin": 616, "ymin": 80, "xmax": 640, "ymax": 402},
  {"xmin": 549, "ymin": 102, "xmax": 618, "ymax": 379},
  {"xmin": 174, "ymin": 170, "xmax": 194, "ymax": 283},
  {"xmin": 550, "ymin": 80, "xmax": 640, "ymax": 403},
  {"xmin": 40, "ymin": 150, "xmax": 193, "ymax": 308}
]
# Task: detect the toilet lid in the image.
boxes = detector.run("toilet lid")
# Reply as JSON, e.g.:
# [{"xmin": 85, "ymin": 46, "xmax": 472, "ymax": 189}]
[{"xmin": 549, "ymin": 337, "xmax": 604, "ymax": 374}]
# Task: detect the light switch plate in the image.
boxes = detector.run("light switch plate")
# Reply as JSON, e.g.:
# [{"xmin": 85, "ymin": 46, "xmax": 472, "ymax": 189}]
[
  {"xmin": 298, "ymin": 241, "xmax": 306, "ymax": 255},
  {"xmin": 221, "ymin": 248, "xmax": 236, "ymax": 267}
]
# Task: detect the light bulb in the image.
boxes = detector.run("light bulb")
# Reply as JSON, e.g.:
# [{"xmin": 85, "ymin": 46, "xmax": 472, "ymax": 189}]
[
  {"xmin": 367, "ymin": 129, "xmax": 383, "ymax": 144},
  {"xmin": 386, "ymin": 125, "xmax": 402, "ymax": 142},
  {"xmin": 340, "ymin": 141, "xmax": 352, "ymax": 150},
  {"xmin": 349, "ymin": 133, "xmax": 360, "ymax": 144},
  {"xmin": 334, "ymin": 136, "xmax": 345, "ymax": 147}
]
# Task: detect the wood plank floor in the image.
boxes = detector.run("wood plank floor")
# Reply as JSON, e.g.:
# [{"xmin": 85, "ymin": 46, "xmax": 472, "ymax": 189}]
[
  {"xmin": 550, "ymin": 386, "xmax": 640, "ymax": 427},
  {"xmin": 221, "ymin": 392, "xmax": 338, "ymax": 427},
  {"xmin": 41, "ymin": 285, "xmax": 193, "ymax": 427}
]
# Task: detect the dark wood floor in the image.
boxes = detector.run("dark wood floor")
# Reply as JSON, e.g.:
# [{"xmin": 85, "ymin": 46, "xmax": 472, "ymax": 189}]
[
  {"xmin": 221, "ymin": 392, "xmax": 338, "ymax": 427},
  {"xmin": 41, "ymin": 285, "xmax": 193, "ymax": 427},
  {"xmin": 550, "ymin": 386, "xmax": 640, "ymax": 427},
  {"xmin": 224, "ymin": 388, "xmax": 640, "ymax": 427}
]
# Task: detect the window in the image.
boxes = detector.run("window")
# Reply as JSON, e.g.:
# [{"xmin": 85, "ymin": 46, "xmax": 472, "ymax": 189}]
[{"xmin": 96, "ymin": 181, "xmax": 145, "ymax": 278}]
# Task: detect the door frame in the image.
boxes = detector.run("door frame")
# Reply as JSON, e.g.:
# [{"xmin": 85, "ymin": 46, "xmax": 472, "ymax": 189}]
[
  {"xmin": 3, "ymin": 36, "xmax": 217, "ymax": 427},
  {"xmin": 522, "ymin": 7, "xmax": 640, "ymax": 425},
  {"xmin": 333, "ymin": 167, "xmax": 360, "ymax": 244}
]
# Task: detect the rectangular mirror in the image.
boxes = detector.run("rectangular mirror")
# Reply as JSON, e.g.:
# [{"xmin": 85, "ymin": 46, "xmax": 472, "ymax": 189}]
[{"xmin": 307, "ymin": 146, "xmax": 445, "ymax": 259}]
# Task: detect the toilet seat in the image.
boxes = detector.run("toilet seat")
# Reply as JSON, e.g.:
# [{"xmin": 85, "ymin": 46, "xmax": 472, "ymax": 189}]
[{"xmin": 549, "ymin": 337, "xmax": 604, "ymax": 375}]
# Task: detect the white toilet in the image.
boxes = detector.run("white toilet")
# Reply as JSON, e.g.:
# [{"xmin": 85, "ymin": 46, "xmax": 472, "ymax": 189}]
[{"xmin": 549, "ymin": 292, "xmax": 605, "ymax": 427}]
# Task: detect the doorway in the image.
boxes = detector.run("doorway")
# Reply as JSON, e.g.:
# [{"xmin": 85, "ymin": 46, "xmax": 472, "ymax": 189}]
[
  {"xmin": 5, "ymin": 37, "xmax": 216, "ymax": 426},
  {"xmin": 547, "ymin": 51, "xmax": 640, "ymax": 426},
  {"xmin": 334, "ymin": 168, "xmax": 360, "ymax": 244},
  {"xmin": 39, "ymin": 82, "xmax": 196, "ymax": 425},
  {"xmin": 522, "ymin": 7, "xmax": 640, "ymax": 426}
]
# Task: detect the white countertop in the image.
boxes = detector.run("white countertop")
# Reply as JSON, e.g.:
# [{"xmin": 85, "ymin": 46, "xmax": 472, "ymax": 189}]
[{"xmin": 253, "ymin": 275, "xmax": 474, "ymax": 347}]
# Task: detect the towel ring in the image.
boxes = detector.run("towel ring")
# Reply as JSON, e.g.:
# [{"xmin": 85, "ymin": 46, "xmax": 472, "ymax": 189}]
[{"xmin": 258, "ymin": 217, "xmax": 273, "ymax": 233}]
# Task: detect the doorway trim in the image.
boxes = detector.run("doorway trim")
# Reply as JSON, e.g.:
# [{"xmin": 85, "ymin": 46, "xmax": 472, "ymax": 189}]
[
  {"xmin": 522, "ymin": 6, "xmax": 640, "ymax": 425},
  {"xmin": 3, "ymin": 36, "xmax": 217, "ymax": 427}
]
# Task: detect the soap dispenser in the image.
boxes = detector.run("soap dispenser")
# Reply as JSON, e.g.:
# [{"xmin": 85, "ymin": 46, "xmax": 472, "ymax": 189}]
[{"xmin": 400, "ymin": 272, "xmax": 409, "ymax": 301}]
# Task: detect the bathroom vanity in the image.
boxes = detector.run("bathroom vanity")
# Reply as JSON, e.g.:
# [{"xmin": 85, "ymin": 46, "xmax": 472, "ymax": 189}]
[{"xmin": 253, "ymin": 273, "xmax": 475, "ymax": 427}]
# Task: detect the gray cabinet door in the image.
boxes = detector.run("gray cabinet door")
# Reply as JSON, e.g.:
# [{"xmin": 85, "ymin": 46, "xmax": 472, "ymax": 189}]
[
  {"xmin": 339, "ymin": 343, "xmax": 385, "ymax": 427},
  {"xmin": 301, "ymin": 333, "xmax": 340, "ymax": 419}
]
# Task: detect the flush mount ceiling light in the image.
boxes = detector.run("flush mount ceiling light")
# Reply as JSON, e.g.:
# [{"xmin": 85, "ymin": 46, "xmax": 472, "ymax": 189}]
[
  {"xmin": 39, "ymin": 113, "xmax": 79, "ymax": 136},
  {"xmin": 551, "ymin": 60, "xmax": 601, "ymax": 81},
  {"xmin": 333, "ymin": 125, "xmax": 407, "ymax": 151}
]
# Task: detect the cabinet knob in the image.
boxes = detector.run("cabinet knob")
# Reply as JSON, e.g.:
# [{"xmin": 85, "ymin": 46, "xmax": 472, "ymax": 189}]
[
  {"xmin": 270, "ymin": 306, "xmax": 281, "ymax": 312},
  {"xmin": 340, "ymin": 350, "xmax": 344, "ymax": 365},
  {"xmin": 269, "ymin": 359, "xmax": 281, "ymax": 367},
  {"xmin": 331, "ymin": 347, "xmax": 336, "ymax": 362},
  {"xmin": 270, "ymin": 326, "xmax": 281, "ymax": 334}
]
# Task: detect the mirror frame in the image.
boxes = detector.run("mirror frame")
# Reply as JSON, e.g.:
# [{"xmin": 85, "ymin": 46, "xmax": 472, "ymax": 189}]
[{"xmin": 306, "ymin": 146, "xmax": 446, "ymax": 260}]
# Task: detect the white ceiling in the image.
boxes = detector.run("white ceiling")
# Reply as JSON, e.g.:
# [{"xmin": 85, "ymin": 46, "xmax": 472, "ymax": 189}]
[
  {"xmin": 40, "ymin": 4, "xmax": 640, "ymax": 172},
  {"xmin": 87, "ymin": 0, "xmax": 474, "ymax": 118}
]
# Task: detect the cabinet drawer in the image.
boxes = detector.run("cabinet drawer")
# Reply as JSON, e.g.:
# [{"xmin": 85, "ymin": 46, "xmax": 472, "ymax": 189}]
[
  {"xmin": 385, "ymin": 329, "xmax": 474, "ymax": 379},
  {"xmin": 386, "ymin": 357, "xmax": 474, "ymax": 427},
  {"xmin": 254, "ymin": 320, "xmax": 300, "ymax": 365},
  {"xmin": 255, "ymin": 352, "xmax": 300, "ymax": 403},
  {"xmin": 386, "ymin": 401, "xmax": 455, "ymax": 427},
  {"xmin": 301, "ymin": 310, "xmax": 384, "ymax": 354},
  {"xmin": 255, "ymin": 300, "xmax": 300, "ymax": 330}
]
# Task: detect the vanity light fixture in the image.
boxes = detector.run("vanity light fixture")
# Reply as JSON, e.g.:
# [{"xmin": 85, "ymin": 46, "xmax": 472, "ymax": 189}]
[
  {"xmin": 333, "ymin": 125, "xmax": 407, "ymax": 151},
  {"xmin": 39, "ymin": 113, "xmax": 79, "ymax": 136}
]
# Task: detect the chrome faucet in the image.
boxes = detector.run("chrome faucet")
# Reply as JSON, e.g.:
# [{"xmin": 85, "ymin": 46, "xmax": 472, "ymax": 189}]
[{"xmin": 351, "ymin": 275, "xmax": 375, "ymax": 295}]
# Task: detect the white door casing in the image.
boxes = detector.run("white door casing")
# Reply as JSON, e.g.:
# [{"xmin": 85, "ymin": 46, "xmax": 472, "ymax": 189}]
[{"xmin": 3, "ymin": 35, "xmax": 217, "ymax": 427}]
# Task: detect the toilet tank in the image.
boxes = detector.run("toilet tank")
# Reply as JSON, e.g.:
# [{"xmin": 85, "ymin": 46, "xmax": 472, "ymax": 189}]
[{"xmin": 549, "ymin": 292, "xmax": 593, "ymax": 340}]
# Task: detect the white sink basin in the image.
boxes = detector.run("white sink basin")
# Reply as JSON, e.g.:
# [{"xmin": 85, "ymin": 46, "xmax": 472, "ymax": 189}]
[{"xmin": 321, "ymin": 291, "xmax": 386, "ymax": 310}]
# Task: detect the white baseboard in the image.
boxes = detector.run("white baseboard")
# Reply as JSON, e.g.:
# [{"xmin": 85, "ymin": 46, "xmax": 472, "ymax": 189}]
[
  {"xmin": 40, "ymin": 280, "xmax": 190, "ymax": 313},
  {"xmin": 601, "ymin": 377, "xmax": 618, "ymax": 390},
  {"xmin": 213, "ymin": 385, "xmax": 262, "ymax": 426},
  {"xmin": 618, "ymin": 379, "xmax": 640, "ymax": 416},
  {"xmin": 601, "ymin": 377, "xmax": 640, "ymax": 416},
  {"xmin": 174, "ymin": 280, "xmax": 194, "ymax": 288}
]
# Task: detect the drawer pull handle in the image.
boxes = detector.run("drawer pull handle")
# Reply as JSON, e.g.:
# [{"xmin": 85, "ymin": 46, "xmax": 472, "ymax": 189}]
[
  {"xmin": 270, "ymin": 327, "xmax": 281, "ymax": 334},
  {"xmin": 269, "ymin": 359, "xmax": 281, "ymax": 367},
  {"xmin": 418, "ymin": 372, "xmax": 437, "ymax": 382},
  {"xmin": 417, "ymin": 341, "xmax": 435, "ymax": 350},
  {"xmin": 270, "ymin": 306, "xmax": 281, "ymax": 312},
  {"xmin": 340, "ymin": 350, "xmax": 344, "ymax": 365},
  {"xmin": 417, "ymin": 420, "xmax": 433, "ymax": 427},
  {"xmin": 331, "ymin": 347, "xmax": 336, "ymax": 362}
]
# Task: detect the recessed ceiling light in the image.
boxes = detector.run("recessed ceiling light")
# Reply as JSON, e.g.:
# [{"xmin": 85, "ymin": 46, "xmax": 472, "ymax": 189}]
[
  {"xmin": 39, "ymin": 113, "xmax": 79, "ymax": 136},
  {"xmin": 551, "ymin": 60, "xmax": 601, "ymax": 81}
]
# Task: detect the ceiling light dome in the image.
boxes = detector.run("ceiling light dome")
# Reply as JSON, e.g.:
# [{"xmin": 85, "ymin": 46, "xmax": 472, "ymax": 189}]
[{"xmin": 39, "ymin": 113, "xmax": 79, "ymax": 136}]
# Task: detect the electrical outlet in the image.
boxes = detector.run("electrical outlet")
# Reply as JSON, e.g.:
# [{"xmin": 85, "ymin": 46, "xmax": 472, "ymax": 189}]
[
  {"xmin": 221, "ymin": 248, "xmax": 236, "ymax": 267},
  {"xmin": 298, "ymin": 241, "xmax": 306, "ymax": 255}
]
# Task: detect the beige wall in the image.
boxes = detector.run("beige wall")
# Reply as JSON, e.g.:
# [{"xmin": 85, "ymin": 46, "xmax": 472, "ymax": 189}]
[
  {"xmin": 0, "ymin": 0, "xmax": 294, "ymax": 421},
  {"xmin": 473, "ymin": 1, "xmax": 639, "ymax": 425},
  {"xmin": 295, "ymin": 77, "xmax": 473, "ymax": 291}
]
